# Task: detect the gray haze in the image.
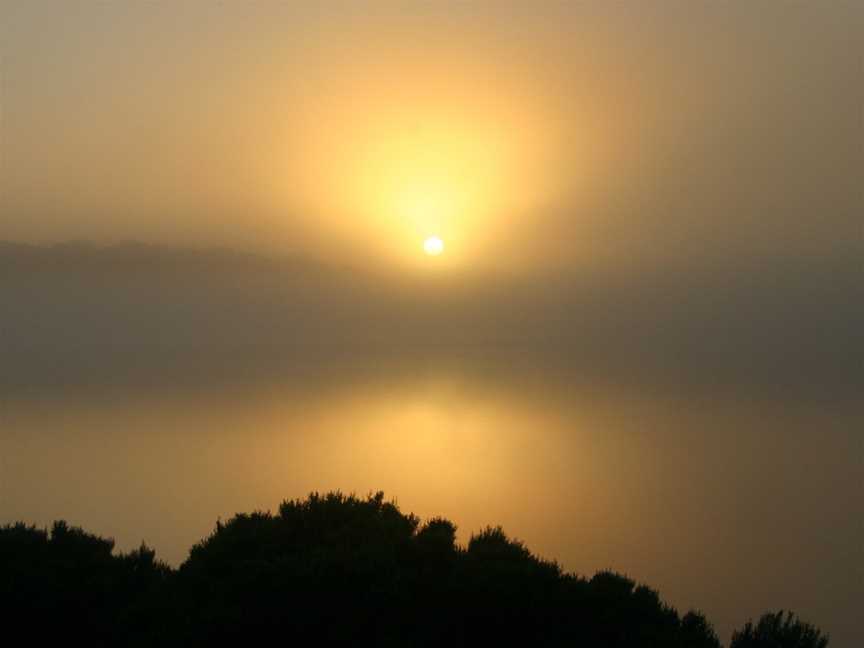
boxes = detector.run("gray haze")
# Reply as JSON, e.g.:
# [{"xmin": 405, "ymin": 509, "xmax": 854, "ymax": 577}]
[{"xmin": 1, "ymin": 242, "xmax": 861, "ymax": 401}]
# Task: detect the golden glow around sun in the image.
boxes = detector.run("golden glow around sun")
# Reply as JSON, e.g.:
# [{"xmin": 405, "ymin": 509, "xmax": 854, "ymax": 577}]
[
  {"xmin": 423, "ymin": 236, "xmax": 444, "ymax": 256},
  {"xmin": 277, "ymin": 57, "xmax": 569, "ymax": 272}
]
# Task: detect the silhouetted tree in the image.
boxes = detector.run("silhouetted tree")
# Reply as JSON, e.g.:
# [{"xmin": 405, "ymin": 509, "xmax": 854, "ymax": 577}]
[
  {"xmin": 0, "ymin": 520, "xmax": 170, "ymax": 646},
  {"xmin": 1, "ymin": 492, "xmax": 801, "ymax": 647},
  {"xmin": 680, "ymin": 610, "xmax": 723, "ymax": 648},
  {"xmin": 730, "ymin": 610, "xmax": 829, "ymax": 648}
]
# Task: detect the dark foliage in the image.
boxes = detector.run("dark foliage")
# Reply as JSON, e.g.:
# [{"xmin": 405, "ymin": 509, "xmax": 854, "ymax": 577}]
[
  {"xmin": 0, "ymin": 492, "xmax": 825, "ymax": 647},
  {"xmin": 0, "ymin": 521, "xmax": 171, "ymax": 646},
  {"xmin": 730, "ymin": 610, "xmax": 829, "ymax": 648}
]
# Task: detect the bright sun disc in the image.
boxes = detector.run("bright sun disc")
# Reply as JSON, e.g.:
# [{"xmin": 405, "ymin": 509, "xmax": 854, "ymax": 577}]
[{"xmin": 423, "ymin": 236, "xmax": 444, "ymax": 256}]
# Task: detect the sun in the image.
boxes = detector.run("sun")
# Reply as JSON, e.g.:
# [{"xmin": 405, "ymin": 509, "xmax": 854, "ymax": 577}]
[{"xmin": 423, "ymin": 236, "xmax": 444, "ymax": 256}]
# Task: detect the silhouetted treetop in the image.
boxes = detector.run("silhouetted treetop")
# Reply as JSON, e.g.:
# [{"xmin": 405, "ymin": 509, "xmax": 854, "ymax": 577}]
[
  {"xmin": 0, "ymin": 492, "xmax": 828, "ymax": 647},
  {"xmin": 730, "ymin": 610, "xmax": 829, "ymax": 648}
]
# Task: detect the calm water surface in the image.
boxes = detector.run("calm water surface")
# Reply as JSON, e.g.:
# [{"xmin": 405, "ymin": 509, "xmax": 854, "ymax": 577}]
[{"xmin": 2, "ymin": 361, "xmax": 860, "ymax": 645}]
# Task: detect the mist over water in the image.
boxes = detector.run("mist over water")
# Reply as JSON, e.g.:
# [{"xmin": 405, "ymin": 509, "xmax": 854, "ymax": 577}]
[
  {"xmin": 1, "ymin": 237, "xmax": 862, "ymax": 644},
  {"xmin": 3, "ymin": 360, "xmax": 861, "ymax": 645}
]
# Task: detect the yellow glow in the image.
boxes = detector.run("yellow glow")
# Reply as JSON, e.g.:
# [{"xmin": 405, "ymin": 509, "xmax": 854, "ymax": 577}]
[
  {"xmin": 276, "ymin": 56, "xmax": 574, "ymax": 272},
  {"xmin": 344, "ymin": 115, "xmax": 505, "ymax": 269},
  {"xmin": 423, "ymin": 236, "xmax": 444, "ymax": 256}
]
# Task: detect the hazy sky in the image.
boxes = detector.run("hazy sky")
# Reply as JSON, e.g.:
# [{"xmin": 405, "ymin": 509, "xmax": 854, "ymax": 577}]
[
  {"xmin": 2, "ymin": 1, "xmax": 861, "ymax": 275},
  {"xmin": 1, "ymin": 3, "xmax": 862, "ymax": 644}
]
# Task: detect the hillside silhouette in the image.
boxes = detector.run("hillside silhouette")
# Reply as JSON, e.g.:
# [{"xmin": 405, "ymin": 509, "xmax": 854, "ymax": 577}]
[{"xmin": 0, "ymin": 492, "xmax": 827, "ymax": 647}]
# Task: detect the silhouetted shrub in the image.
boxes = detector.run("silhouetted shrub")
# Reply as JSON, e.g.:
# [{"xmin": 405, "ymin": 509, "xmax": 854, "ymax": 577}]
[{"xmin": 730, "ymin": 610, "xmax": 829, "ymax": 648}]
